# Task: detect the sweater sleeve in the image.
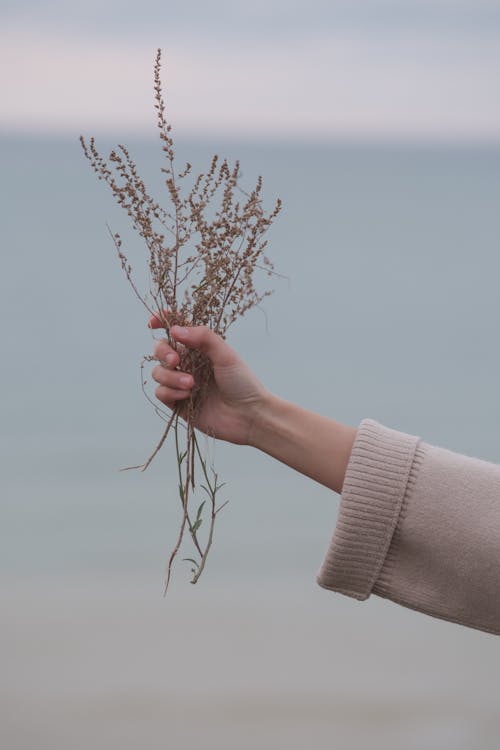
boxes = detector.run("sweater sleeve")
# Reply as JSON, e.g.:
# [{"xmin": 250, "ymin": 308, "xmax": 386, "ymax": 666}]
[{"xmin": 316, "ymin": 418, "xmax": 500, "ymax": 636}]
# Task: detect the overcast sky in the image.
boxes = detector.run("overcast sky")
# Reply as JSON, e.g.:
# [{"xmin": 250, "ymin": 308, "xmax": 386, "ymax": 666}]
[{"xmin": 2, "ymin": 0, "xmax": 500, "ymax": 140}]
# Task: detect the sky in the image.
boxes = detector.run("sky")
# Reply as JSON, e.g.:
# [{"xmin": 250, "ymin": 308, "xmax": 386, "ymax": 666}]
[{"xmin": 2, "ymin": 0, "xmax": 500, "ymax": 140}]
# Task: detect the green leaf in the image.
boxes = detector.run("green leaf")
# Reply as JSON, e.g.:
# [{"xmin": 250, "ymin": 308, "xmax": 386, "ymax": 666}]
[
  {"xmin": 192, "ymin": 518, "xmax": 202, "ymax": 533},
  {"xmin": 182, "ymin": 558, "xmax": 199, "ymax": 569},
  {"xmin": 195, "ymin": 501, "xmax": 206, "ymax": 521}
]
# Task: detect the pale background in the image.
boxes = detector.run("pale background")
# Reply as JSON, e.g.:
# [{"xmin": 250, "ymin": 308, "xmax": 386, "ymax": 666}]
[{"xmin": 2, "ymin": 2, "xmax": 500, "ymax": 748}]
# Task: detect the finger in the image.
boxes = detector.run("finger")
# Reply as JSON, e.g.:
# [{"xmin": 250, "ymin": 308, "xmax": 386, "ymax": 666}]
[
  {"xmin": 152, "ymin": 365, "xmax": 194, "ymax": 390},
  {"xmin": 155, "ymin": 385, "xmax": 191, "ymax": 405},
  {"xmin": 170, "ymin": 325, "xmax": 237, "ymax": 368},
  {"xmin": 153, "ymin": 339, "xmax": 180, "ymax": 368},
  {"xmin": 148, "ymin": 310, "xmax": 169, "ymax": 329}
]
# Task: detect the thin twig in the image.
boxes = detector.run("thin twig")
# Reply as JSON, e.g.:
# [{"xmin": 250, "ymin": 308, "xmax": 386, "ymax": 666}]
[{"xmin": 120, "ymin": 406, "xmax": 177, "ymax": 472}]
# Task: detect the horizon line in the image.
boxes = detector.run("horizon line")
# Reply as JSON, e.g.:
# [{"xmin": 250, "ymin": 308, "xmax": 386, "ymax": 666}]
[{"xmin": 2, "ymin": 127, "xmax": 500, "ymax": 150}]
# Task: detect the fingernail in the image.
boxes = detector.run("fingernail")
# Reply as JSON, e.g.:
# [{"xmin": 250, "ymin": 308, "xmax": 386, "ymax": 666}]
[
  {"xmin": 165, "ymin": 354, "xmax": 176, "ymax": 366},
  {"xmin": 172, "ymin": 326, "xmax": 189, "ymax": 339},
  {"xmin": 180, "ymin": 375, "xmax": 192, "ymax": 387}
]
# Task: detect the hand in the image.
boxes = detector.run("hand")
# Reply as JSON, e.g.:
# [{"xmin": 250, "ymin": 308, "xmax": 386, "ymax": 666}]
[{"xmin": 149, "ymin": 315, "xmax": 270, "ymax": 445}]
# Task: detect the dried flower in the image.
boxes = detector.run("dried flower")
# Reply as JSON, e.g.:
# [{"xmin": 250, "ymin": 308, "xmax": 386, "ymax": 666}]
[{"xmin": 80, "ymin": 49, "xmax": 281, "ymax": 592}]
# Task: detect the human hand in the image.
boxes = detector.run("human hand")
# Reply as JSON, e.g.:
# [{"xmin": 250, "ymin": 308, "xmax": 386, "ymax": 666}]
[{"xmin": 149, "ymin": 315, "xmax": 270, "ymax": 446}]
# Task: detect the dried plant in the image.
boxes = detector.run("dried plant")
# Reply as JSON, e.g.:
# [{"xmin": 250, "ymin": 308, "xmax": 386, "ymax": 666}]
[{"xmin": 80, "ymin": 49, "xmax": 282, "ymax": 592}]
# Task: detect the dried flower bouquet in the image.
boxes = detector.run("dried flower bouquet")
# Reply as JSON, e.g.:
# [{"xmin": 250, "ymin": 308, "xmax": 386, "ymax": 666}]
[{"xmin": 80, "ymin": 49, "xmax": 281, "ymax": 592}]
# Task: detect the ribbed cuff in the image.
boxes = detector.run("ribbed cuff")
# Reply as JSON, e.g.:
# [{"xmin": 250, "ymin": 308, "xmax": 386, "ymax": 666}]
[{"xmin": 316, "ymin": 418, "xmax": 421, "ymax": 600}]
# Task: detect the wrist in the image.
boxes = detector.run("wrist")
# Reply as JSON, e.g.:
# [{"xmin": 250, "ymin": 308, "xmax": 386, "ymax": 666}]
[{"xmin": 246, "ymin": 392, "xmax": 288, "ymax": 450}]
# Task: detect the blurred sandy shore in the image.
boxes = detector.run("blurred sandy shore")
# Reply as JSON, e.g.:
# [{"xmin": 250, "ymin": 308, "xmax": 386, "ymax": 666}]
[{"xmin": 2, "ymin": 579, "xmax": 500, "ymax": 750}]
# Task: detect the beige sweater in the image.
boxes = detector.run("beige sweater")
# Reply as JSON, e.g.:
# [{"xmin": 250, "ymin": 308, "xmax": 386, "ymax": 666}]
[{"xmin": 317, "ymin": 419, "xmax": 500, "ymax": 636}]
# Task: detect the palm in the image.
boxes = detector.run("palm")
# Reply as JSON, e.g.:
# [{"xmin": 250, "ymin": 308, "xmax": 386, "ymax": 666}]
[{"xmin": 191, "ymin": 360, "xmax": 263, "ymax": 444}]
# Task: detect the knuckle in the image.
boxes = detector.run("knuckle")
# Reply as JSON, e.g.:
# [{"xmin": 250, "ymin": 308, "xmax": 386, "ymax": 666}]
[
  {"xmin": 153, "ymin": 339, "xmax": 167, "ymax": 358},
  {"xmin": 197, "ymin": 325, "xmax": 212, "ymax": 348},
  {"xmin": 151, "ymin": 365, "xmax": 168, "ymax": 383}
]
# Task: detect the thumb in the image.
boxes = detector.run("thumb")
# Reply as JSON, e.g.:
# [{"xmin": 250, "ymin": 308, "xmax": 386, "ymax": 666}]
[{"xmin": 171, "ymin": 325, "xmax": 237, "ymax": 368}]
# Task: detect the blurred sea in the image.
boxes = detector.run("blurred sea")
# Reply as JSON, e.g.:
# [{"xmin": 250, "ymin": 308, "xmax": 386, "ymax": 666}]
[{"xmin": 1, "ymin": 134, "xmax": 500, "ymax": 749}]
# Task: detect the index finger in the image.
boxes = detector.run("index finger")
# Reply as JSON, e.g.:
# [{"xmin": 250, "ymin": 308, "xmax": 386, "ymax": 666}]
[{"xmin": 148, "ymin": 310, "xmax": 169, "ymax": 329}]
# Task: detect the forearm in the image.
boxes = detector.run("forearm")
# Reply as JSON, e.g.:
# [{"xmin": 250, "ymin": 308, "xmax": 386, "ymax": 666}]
[{"xmin": 248, "ymin": 393, "xmax": 357, "ymax": 494}]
